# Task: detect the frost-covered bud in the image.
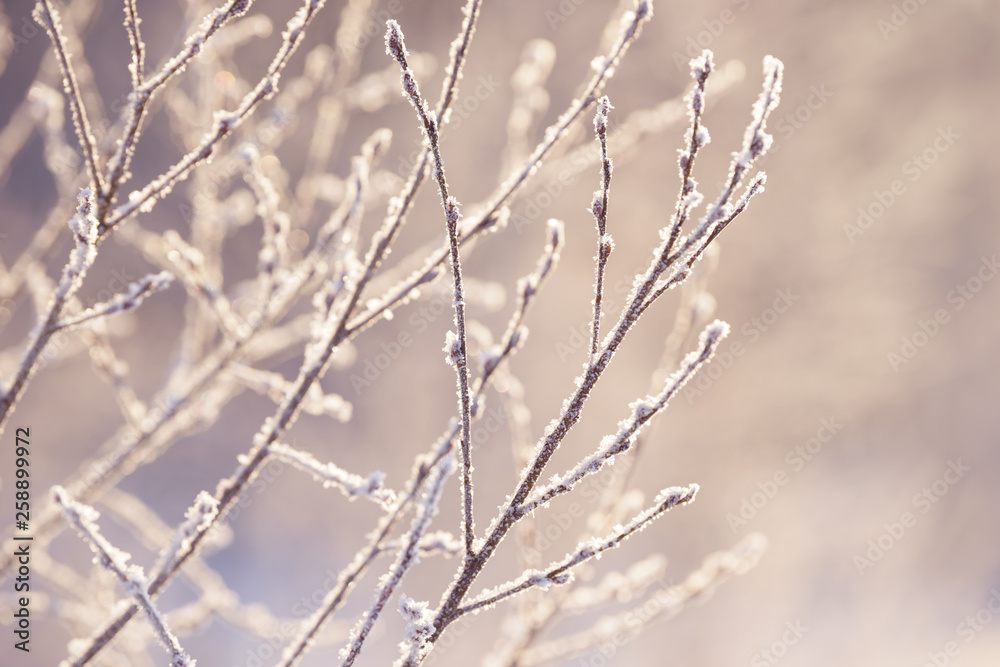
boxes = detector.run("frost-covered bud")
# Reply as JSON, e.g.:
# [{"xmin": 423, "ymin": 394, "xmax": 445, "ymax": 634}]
[
  {"xmin": 681, "ymin": 189, "xmax": 703, "ymax": 210},
  {"xmin": 591, "ymin": 191, "xmax": 604, "ymax": 220},
  {"xmin": 703, "ymin": 319, "xmax": 730, "ymax": 346},
  {"xmin": 527, "ymin": 571, "xmax": 573, "ymax": 590},
  {"xmin": 677, "ymin": 150, "xmax": 690, "ymax": 173},
  {"xmin": 398, "ymin": 596, "xmax": 430, "ymax": 624},
  {"xmin": 445, "ymin": 196, "xmax": 461, "ymax": 226},
  {"xmin": 599, "ymin": 234, "xmax": 614, "ymax": 256},
  {"xmin": 69, "ymin": 188, "xmax": 97, "ymax": 243},
  {"xmin": 630, "ymin": 398, "xmax": 655, "ymax": 422},
  {"xmin": 480, "ymin": 347, "xmax": 503, "ymax": 377},
  {"xmin": 509, "ymin": 325, "xmax": 528, "ymax": 351},
  {"xmin": 594, "ymin": 95, "xmax": 612, "ymax": 136},
  {"xmin": 655, "ymin": 484, "xmax": 699, "ymax": 509},
  {"xmin": 590, "ymin": 56, "xmax": 610, "ymax": 72},
  {"xmin": 546, "ymin": 218, "xmax": 565, "ymax": 247},
  {"xmin": 443, "ymin": 330, "xmax": 463, "ymax": 366},
  {"xmin": 689, "ymin": 49, "xmax": 714, "ymax": 82},
  {"xmin": 690, "ymin": 87, "xmax": 703, "ymax": 114},
  {"xmin": 694, "ymin": 293, "xmax": 717, "ymax": 320},
  {"xmin": 694, "ymin": 125, "xmax": 710, "ymax": 149},
  {"xmin": 385, "ymin": 20, "xmax": 407, "ymax": 61}
]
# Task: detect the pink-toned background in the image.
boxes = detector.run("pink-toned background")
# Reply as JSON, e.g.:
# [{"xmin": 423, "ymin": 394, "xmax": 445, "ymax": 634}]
[{"xmin": 1, "ymin": 0, "xmax": 999, "ymax": 665}]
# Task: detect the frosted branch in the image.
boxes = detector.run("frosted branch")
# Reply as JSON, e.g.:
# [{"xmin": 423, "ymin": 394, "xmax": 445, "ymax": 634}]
[
  {"xmin": 266, "ymin": 442, "xmax": 395, "ymax": 508},
  {"xmin": 387, "ymin": 19, "xmax": 476, "ymax": 557},
  {"xmin": 229, "ymin": 365, "xmax": 352, "ymax": 422},
  {"xmin": 0, "ymin": 188, "xmax": 99, "ymax": 436},
  {"xmin": 54, "ymin": 487, "xmax": 197, "ymax": 667},
  {"xmin": 108, "ymin": 0, "xmax": 322, "ymax": 228},
  {"xmin": 340, "ymin": 456, "xmax": 455, "ymax": 666},
  {"xmin": 519, "ymin": 533, "xmax": 767, "ymax": 665},
  {"xmin": 589, "ymin": 95, "xmax": 614, "ymax": 367},
  {"xmin": 33, "ymin": 0, "xmax": 105, "ymax": 199},
  {"xmin": 344, "ymin": 0, "xmax": 650, "ymax": 339},
  {"xmin": 519, "ymin": 321, "xmax": 727, "ymax": 515},
  {"xmin": 457, "ymin": 485, "xmax": 698, "ymax": 618},
  {"xmin": 55, "ymin": 271, "xmax": 173, "ymax": 331}
]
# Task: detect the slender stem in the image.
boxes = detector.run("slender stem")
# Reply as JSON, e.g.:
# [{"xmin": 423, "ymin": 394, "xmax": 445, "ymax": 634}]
[
  {"xmin": 387, "ymin": 19, "xmax": 476, "ymax": 557},
  {"xmin": 589, "ymin": 97, "xmax": 613, "ymax": 366},
  {"xmin": 33, "ymin": 0, "xmax": 105, "ymax": 199}
]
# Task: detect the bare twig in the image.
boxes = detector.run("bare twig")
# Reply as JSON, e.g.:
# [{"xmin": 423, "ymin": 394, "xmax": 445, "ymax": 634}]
[
  {"xmin": 387, "ymin": 18, "xmax": 476, "ymax": 558},
  {"xmin": 33, "ymin": 0, "xmax": 105, "ymax": 198},
  {"xmin": 54, "ymin": 487, "xmax": 197, "ymax": 667},
  {"xmin": 589, "ymin": 96, "xmax": 614, "ymax": 366}
]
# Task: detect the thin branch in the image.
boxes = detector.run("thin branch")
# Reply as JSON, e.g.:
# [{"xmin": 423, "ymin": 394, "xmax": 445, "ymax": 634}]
[
  {"xmin": 340, "ymin": 457, "xmax": 456, "ymax": 666},
  {"xmin": 589, "ymin": 96, "xmax": 613, "ymax": 366},
  {"xmin": 54, "ymin": 487, "xmax": 197, "ymax": 667},
  {"xmin": 278, "ymin": 222, "xmax": 563, "ymax": 667},
  {"xmin": 518, "ymin": 534, "xmax": 768, "ymax": 666},
  {"xmin": 518, "ymin": 321, "xmax": 728, "ymax": 516},
  {"xmin": 424, "ymin": 48, "xmax": 783, "ymax": 660},
  {"xmin": 0, "ymin": 188, "xmax": 98, "ymax": 436},
  {"xmin": 456, "ymin": 485, "xmax": 698, "ymax": 618},
  {"xmin": 660, "ymin": 50, "xmax": 713, "ymax": 261},
  {"xmin": 229, "ymin": 365, "xmax": 352, "ymax": 421},
  {"xmin": 101, "ymin": 0, "xmax": 254, "ymax": 222},
  {"xmin": 0, "ymin": 129, "xmax": 390, "ymax": 584},
  {"xmin": 33, "ymin": 0, "xmax": 105, "ymax": 198},
  {"xmin": 343, "ymin": 0, "xmax": 651, "ymax": 353},
  {"xmin": 122, "ymin": 0, "xmax": 145, "ymax": 90},
  {"xmin": 54, "ymin": 271, "xmax": 173, "ymax": 331},
  {"xmin": 387, "ymin": 19, "xmax": 476, "ymax": 558},
  {"xmin": 106, "ymin": 0, "xmax": 322, "ymax": 231},
  {"xmin": 266, "ymin": 442, "xmax": 395, "ymax": 508}
]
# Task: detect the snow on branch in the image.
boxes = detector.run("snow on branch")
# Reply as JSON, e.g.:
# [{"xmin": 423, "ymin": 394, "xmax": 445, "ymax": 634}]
[
  {"xmin": 229, "ymin": 365, "xmax": 352, "ymax": 422},
  {"xmin": 386, "ymin": 17, "xmax": 476, "ymax": 557},
  {"xmin": 55, "ymin": 271, "xmax": 173, "ymax": 331},
  {"xmin": 589, "ymin": 96, "xmax": 614, "ymax": 367},
  {"xmin": 518, "ymin": 321, "xmax": 728, "ymax": 515},
  {"xmin": 456, "ymin": 485, "xmax": 698, "ymax": 618},
  {"xmin": 266, "ymin": 442, "xmax": 395, "ymax": 509},
  {"xmin": 518, "ymin": 533, "xmax": 768, "ymax": 665},
  {"xmin": 53, "ymin": 487, "xmax": 197, "ymax": 667},
  {"xmin": 33, "ymin": 0, "xmax": 105, "ymax": 199},
  {"xmin": 341, "ymin": 456, "xmax": 456, "ymax": 666}
]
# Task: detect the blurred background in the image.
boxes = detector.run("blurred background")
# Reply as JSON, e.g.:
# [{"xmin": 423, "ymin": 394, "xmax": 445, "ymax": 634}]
[{"xmin": 1, "ymin": 0, "xmax": 999, "ymax": 665}]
